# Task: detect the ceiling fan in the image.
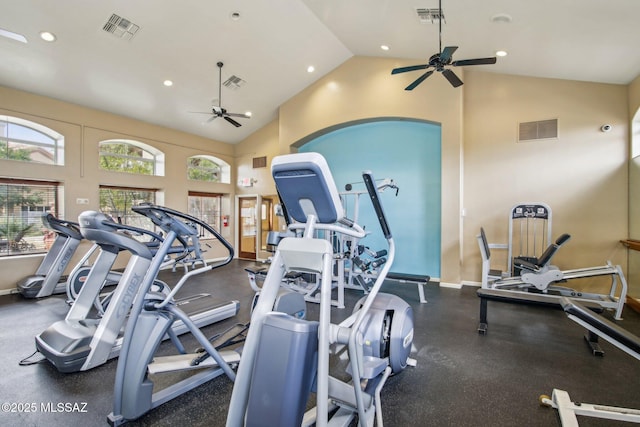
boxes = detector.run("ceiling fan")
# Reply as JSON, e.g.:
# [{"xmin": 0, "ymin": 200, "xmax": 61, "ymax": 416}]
[
  {"xmin": 192, "ymin": 61, "xmax": 250, "ymax": 127},
  {"xmin": 391, "ymin": 0, "xmax": 497, "ymax": 89}
]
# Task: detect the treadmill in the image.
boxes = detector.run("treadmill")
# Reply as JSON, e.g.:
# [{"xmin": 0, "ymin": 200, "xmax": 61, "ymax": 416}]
[
  {"xmin": 35, "ymin": 208, "xmax": 239, "ymax": 373},
  {"xmin": 17, "ymin": 214, "xmax": 84, "ymax": 298}
]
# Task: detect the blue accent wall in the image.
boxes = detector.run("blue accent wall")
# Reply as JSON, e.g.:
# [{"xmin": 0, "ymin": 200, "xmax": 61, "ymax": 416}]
[{"xmin": 299, "ymin": 120, "xmax": 441, "ymax": 277}]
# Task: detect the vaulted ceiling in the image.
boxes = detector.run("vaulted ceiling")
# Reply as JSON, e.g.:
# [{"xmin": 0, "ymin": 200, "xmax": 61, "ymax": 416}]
[{"xmin": 1, "ymin": 0, "xmax": 639, "ymax": 144}]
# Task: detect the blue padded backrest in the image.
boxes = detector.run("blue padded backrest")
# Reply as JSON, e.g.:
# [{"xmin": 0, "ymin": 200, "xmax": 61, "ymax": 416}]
[{"xmin": 271, "ymin": 152, "xmax": 344, "ymax": 225}]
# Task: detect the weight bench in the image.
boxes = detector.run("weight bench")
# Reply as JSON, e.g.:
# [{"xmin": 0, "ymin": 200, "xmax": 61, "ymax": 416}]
[
  {"xmin": 477, "ymin": 288, "xmax": 605, "ymax": 356},
  {"xmin": 387, "ymin": 272, "xmax": 430, "ymax": 304},
  {"xmin": 541, "ymin": 297, "xmax": 640, "ymax": 425}
]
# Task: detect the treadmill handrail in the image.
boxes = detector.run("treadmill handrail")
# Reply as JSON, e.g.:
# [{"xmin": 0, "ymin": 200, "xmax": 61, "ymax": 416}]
[
  {"xmin": 42, "ymin": 213, "xmax": 83, "ymax": 240},
  {"xmin": 100, "ymin": 220, "xmax": 165, "ymax": 243},
  {"xmin": 131, "ymin": 204, "xmax": 235, "ymax": 308}
]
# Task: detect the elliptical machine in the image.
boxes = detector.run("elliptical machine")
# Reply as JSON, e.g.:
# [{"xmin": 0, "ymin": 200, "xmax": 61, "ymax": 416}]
[
  {"xmin": 17, "ymin": 214, "xmax": 84, "ymax": 298},
  {"xmin": 226, "ymin": 152, "xmax": 415, "ymax": 427},
  {"xmin": 108, "ymin": 204, "xmax": 240, "ymax": 426}
]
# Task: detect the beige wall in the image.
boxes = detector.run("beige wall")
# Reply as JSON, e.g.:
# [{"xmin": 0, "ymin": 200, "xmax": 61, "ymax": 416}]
[
  {"xmin": 235, "ymin": 57, "xmax": 630, "ymax": 289},
  {"xmin": 626, "ymin": 74, "xmax": 640, "ymax": 296},
  {"xmin": 234, "ymin": 119, "xmax": 280, "ymax": 197},
  {"xmin": 1, "ymin": 56, "xmax": 636, "ymax": 293},
  {"xmin": 629, "ymin": 74, "xmax": 640, "ymax": 117},
  {"xmin": 233, "ymin": 119, "xmax": 281, "ymax": 259},
  {"xmin": 0, "ymin": 85, "xmax": 235, "ymax": 292},
  {"xmin": 278, "ymin": 56, "xmax": 464, "ymax": 284},
  {"xmin": 462, "ymin": 71, "xmax": 629, "ymax": 292}
]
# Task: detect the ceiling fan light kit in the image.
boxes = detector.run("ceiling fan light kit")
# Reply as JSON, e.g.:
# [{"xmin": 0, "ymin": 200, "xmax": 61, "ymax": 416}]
[
  {"xmin": 392, "ymin": 0, "xmax": 497, "ymax": 89},
  {"xmin": 190, "ymin": 61, "xmax": 250, "ymax": 127}
]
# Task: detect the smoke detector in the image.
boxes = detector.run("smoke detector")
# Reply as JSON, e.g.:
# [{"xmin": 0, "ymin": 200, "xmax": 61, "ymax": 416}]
[
  {"xmin": 416, "ymin": 8, "xmax": 445, "ymax": 24},
  {"xmin": 103, "ymin": 14, "xmax": 140, "ymax": 40}
]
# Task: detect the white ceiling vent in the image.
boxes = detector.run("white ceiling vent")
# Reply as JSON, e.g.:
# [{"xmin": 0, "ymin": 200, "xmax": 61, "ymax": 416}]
[
  {"xmin": 223, "ymin": 75, "xmax": 246, "ymax": 90},
  {"xmin": 518, "ymin": 119, "xmax": 558, "ymax": 142},
  {"xmin": 103, "ymin": 14, "xmax": 140, "ymax": 40},
  {"xmin": 416, "ymin": 8, "xmax": 444, "ymax": 24}
]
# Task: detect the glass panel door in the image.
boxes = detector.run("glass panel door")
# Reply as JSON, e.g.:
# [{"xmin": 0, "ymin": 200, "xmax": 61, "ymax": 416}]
[{"xmin": 238, "ymin": 197, "xmax": 257, "ymax": 259}]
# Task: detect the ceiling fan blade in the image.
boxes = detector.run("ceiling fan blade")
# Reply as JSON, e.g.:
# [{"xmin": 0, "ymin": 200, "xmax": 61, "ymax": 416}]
[
  {"xmin": 442, "ymin": 69, "xmax": 463, "ymax": 87},
  {"xmin": 439, "ymin": 46, "xmax": 458, "ymax": 64},
  {"xmin": 205, "ymin": 115, "xmax": 217, "ymax": 123},
  {"xmin": 452, "ymin": 57, "xmax": 497, "ymax": 66},
  {"xmin": 189, "ymin": 111, "xmax": 213, "ymax": 115},
  {"xmin": 405, "ymin": 70, "xmax": 435, "ymax": 91},
  {"xmin": 391, "ymin": 64, "xmax": 430, "ymax": 75},
  {"xmin": 225, "ymin": 112, "xmax": 251, "ymax": 119},
  {"xmin": 224, "ymin": 116, "xmax": 242, "ymax": 127}
]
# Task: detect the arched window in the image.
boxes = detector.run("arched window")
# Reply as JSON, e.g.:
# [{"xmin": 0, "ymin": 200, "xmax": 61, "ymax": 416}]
[
  {"xmin": 99, "ymin": 139, "xmax": 165, "ymax": 176},
  {"xmin": 187, "ymin": 155, "xmax": 230, "ymax": 183},
  {"xmin": 0, "ymin": 115, "xmax": 64, "ymax": 165}
]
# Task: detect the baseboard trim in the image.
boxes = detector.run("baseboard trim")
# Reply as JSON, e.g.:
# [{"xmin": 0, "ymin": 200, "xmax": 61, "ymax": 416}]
[
  {"xmin": 439, "ymin": 282, "xmax": 463, "ymax": 289},
  {"xmin": 461, "ymin": 281, "xmax": 481, "ymax": 287},
  {"xmin": 626, "ymin": 296, "xmax": 640, "ymax": 314}
]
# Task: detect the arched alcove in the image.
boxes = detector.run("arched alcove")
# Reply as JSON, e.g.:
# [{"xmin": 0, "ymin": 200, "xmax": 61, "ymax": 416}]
[{"xmin": 296, "ymin": 118, "xmax": 441, "ymax": 277}]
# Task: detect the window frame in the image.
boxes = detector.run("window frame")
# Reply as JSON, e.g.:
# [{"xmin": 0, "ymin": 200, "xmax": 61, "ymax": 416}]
[
  {"xmin": 98, "ymin": 185, "xmax": 158, "ymax": 235},
  {"xmin": 0, "ymin": 115, "xmax": 64, "ymax": 166},
  {"xmin": 188, "ymin": 191, "xmax": 223, "ymax": 237},
  {"xmin": 99, "ymin": 139, "xmax": 165, "ymax": 176},
  {"xmin": 187, "ymin": 155, "xmax": 230, "ymax": 184},
  {"xmin": 0, "ymin": 178, "xmax": 61, "ymax": 257}
]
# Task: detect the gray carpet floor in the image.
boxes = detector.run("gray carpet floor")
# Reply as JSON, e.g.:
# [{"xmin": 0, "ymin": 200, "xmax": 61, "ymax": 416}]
[{"xmin": 1, "ymin": 259, "xmax": 639, "ymax": 426}]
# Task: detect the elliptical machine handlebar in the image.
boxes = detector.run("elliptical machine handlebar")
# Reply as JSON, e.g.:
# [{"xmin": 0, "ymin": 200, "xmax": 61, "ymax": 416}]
[
  {"xmin": 345, "ymin": 171, "xmax": 397, "ymax": 425},
  {"xmin": 363, "ymin": 171, "xmax": 392, "ymax": 240},
  {"xmin": 131, "ymin": 203, "xmax": 235, "ymax": 308},
  {"xmin": 132, "ymin": 203, "xmax": 235, "ymax": 259}
]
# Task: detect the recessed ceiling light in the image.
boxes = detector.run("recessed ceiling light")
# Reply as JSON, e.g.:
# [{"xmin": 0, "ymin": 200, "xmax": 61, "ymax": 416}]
[
  {"xmin": 230, "ymin": 11, "xmax": 241, "ymax": 21},
  {"xmin": 0, "ymin": 28, "xmax": 27, "ymax": 43},
  {"xmin": 307, "ymin": 65, "xmax": 315, "ymax": 73},
  {"xmin": 496, "ymin": 50, "xmax": 508, "ymax": 57},
  {"xmin": 380, "ymin": 45, "xmax": 390, "ymax": 51},
  {"xmin": 245, "ymin": 111, "xmax": 252, "ymax": 117},
  {"xmin": 163, "ymin": 80, "xmax": 173, "ymax": 87},
  {"xmin": 39, "ymin": 31, "xmax": 56, "ymax": 42}
]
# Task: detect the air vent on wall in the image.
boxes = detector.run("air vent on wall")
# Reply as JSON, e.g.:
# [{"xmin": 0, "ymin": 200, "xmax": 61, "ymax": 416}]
[
  {"xmin": 416, "ymin": 8, "xmax": 444, "ymax": 24},
  {"xmin": 223, "ymin": 75, "xmax": 246, "ymax": 90},
  {"xmin": 253, "ymin": 156, "xmax": 267, "ymax": 169},
  {"xmin": 518, "ymin": 119, "xmax": 558, "ymax": 142},
  {"xmin": 103, "ymin": 14, "xmax": 140, "ymax": 40}
]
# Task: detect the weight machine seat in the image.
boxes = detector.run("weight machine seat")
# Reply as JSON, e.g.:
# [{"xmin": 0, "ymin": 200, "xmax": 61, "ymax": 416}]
[
  {"xmin": 514, "ymin": 233, "xmax": 571, "ymax": 272},
  {"xmin": 560, "ymin": 297, "xmax": 640, "ymax": 357}
]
